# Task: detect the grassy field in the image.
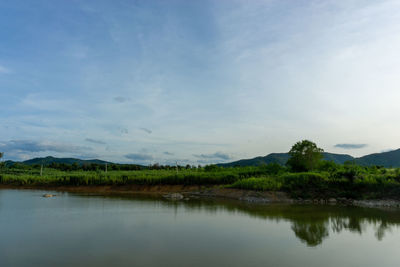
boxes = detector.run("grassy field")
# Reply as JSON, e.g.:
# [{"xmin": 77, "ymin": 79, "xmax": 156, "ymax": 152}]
[{"xmin": 1, "ymin": 163, "xmax": 400, "ymax": 199}]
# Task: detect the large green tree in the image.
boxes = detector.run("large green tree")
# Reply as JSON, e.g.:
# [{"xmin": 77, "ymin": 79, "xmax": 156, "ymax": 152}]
[{"xmin": 287, "ymin": 140, "xmax": 324, "ymax": 172}]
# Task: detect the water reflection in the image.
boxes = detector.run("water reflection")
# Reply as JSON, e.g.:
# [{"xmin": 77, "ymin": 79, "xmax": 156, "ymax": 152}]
[
  {"xmin": 96, "ymin": 194, "xmax": 400, "ymax": 247},
  {"xmin": 2, "ymin": 190, "xmax": 400, "ymax": 267}
]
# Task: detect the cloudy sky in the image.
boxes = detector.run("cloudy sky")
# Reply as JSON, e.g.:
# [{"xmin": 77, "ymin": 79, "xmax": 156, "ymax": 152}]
[{"xmin": 1, "ymin": 0, "xmax": 400, "ymax": 164}]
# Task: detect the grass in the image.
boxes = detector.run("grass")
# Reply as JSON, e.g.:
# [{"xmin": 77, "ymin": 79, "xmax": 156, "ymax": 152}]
[
  {"xmin": 0, "ymin": 167, "xmax": 264, "ymax": 186},
  {"xmin": 229, "ymin": 177, "xmax": 282, "ymax": 191},
  {"xmin": 1, "ymin": 164, "xmax": 400, "ymax": 199}
]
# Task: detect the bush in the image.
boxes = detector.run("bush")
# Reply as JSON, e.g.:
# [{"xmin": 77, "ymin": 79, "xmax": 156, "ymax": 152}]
[
  {"xmin": 333, "ymin": 165, "xmax": 362, "ymax": 183},
  {"xmin": 229, "ymin": 177, "xmax": 282, "ymax": 191},
  {"xmin": 317, "ymin": 161, "xmax": 338, "ymax": 172},
  {"xmin": 260, "ymin": 163, "xmax": 287, "ymax": 175},
  {"xmin": 281, "ymin": 172, "xmax": 327, "ymax": 190}
]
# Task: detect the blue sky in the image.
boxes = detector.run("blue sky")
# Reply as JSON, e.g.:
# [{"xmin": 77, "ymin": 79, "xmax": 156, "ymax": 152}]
[{"xmin": 1, "ymin": 0, "xmax": 400, "ymax": 164}]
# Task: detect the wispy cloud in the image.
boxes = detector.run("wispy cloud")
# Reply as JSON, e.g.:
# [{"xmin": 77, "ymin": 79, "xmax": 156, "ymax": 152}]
[
  {"xmin": 0, "ymin": 140, "xmax": 91, "ymax": 153},
  {"xmin": 139, "ymin": 128, "xmax": 152, "ymax": 134},
  {"xmin": 85, "ymin": 138, "xmax": 106, "ymax": 145},
  {"xmin": 2, "ymin": 0, "xmax": 400, "ymax": 161},
  {"xmin": 335, "ymin": 144, "xmax": 368, "ymax": 149},
  {"xmin": 125, "ymin": 153, "xmax": 153, "ymax": 161},
  {"xmin": 120, "ymin": 128, "xmax": 129, "ymax": 134},
  {"xmin": 193, "ymin": 152, "xmax": 232, "ymax": 160},
  {"xmin": 163, "ymin": 151, "xmax": 174, "ymax": 156}
]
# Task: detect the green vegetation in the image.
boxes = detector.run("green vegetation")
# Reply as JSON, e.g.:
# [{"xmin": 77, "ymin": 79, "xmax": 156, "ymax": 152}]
[
  {"xmin": 0, "ymin": 165, "xmax": 266, "ymax": 186},
  {"xmin": 218, "ymin": 148, "xmax": 400, "ymax": 168},
  {"xmin": 1, "ymin": 160, "xmax": 400, "ymax": 200},
  {"xmin": 230, "ymin": 177, "xmax": 282, "ymax": 191},
  {"xmin": 286, "ymin": 140, "xmax": 324, "ymax": 172},
  {"xmin": 2, "ymin": 140, "xmax": 400, "ymax": 200}
]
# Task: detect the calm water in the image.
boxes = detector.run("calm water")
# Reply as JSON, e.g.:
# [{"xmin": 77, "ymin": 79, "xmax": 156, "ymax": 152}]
[{"xmin": 1, "ymin": 189, "xmax": 400, "ymax": 267}]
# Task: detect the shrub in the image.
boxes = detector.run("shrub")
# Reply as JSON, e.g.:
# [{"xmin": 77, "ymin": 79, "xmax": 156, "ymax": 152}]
[
  {"xmin": 333, "ymin": 165, "xmax": 362, "ymax": 183},
  {"xmin": 281, "ymin": 172, "xmax": 327, "ymax": 190}
]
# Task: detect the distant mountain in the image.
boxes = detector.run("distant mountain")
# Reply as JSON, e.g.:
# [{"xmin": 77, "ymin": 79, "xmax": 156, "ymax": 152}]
[
  {"xmin": 219, "ymin": 149, "xmax": 400, "ymax": 168},
  {"xmin": 219, "ymin": 152, "xmax": 354, "ymax": 167},
  {"xmin": 21, "ymin": 156, "xmax": 111, "ymax": 166},
  {"xmin": 356, "ymin": 149, "xmax": 400, "ymax": 167},
  {"xmin": 219, "ymin": 153, "xmax": 289, "ymax": 167},
  {"xmin": 5, "ymin": 148, "xmax": 400, "ymax": 168},
  {"xmin": 322, "ymin": 152, "xmax": 354, "ymax": 164},
  {"xmin": 3, "ymin": 160, "xmax": 16, "ymax": 167}
]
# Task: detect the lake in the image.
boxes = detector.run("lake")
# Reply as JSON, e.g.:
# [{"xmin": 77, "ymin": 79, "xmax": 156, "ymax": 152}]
[{"xmin": 0, "ymin": 189, "xmax": 399, "ymax": 267}]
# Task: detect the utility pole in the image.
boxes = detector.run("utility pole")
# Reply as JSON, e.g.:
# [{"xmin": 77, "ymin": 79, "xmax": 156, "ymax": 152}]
[
  {"xmin": 176, "ymin": 161, "xmax": 178, "ymax": 174},
  {"xmin": 105, "ymin": 163, "xmax": 108, "ymax": 173},
  {"xmin": 40, "ymin": 164, "xmax": 43, "ymax": 177}
]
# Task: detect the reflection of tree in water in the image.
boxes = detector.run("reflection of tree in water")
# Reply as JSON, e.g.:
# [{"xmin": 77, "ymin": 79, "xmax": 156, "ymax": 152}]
[
  {"xmin": 291, "ymin": 216, "xmax": 364, "ymax": 247},
  {"xmin": 287, "ymin": 209, "xmax": 395, "ymax": 246},
  {"xmin": 160, "ymin": 200, "xmax": 399, "ymax": 247},
  {"xmin": 291, "ymin": 220, "xmax": 329, "ymax": 246},
  {"xmin": 289, "ymin": 211, "xmax": 394, "ymax": 247},
  {"xmin": 375, "ymin": 221, "xmax": 390, "ymax": 241},
  {"xmin": 97, "ymin": 194, "xmax": 400, "ymax": 247}
]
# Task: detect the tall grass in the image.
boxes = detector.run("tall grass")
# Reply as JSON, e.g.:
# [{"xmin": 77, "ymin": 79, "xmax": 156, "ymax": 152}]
[
  {"xmin": 2, "ymin": 165, "xmax": 400, "ymax": 199},
  {"xmin": 229, "ymin": 177, "xmax": 282, "ymax": 191},
  {"xmin": 0, "ymin": 167, "xmax": 270, "ymax": 186}
]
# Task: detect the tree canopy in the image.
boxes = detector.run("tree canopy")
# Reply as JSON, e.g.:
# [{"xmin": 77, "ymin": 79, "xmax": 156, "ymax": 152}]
[{"xmin": 286, "ymin": 140, "xmax": 324, "ymax": 172}]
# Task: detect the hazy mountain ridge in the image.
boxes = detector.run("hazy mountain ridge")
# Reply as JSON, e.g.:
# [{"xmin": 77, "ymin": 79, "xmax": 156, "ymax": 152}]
[
  {"xmin": 218, "ymin": 152, "xmax": 353, "ymax": 167},
  {"xmin": 356, "ymin": 149, "xmax": 400, "ymax": 167},
  {"xmin": 219, "ymin": 149, "xmax": 400, "ymax": 168},
  {"xmin": 11, "ymin": 156, "xmax": 111, "ymax": 166},
  {"xmin": 3, "ymin": 149, "xmax": 400, "ymax": 168}
]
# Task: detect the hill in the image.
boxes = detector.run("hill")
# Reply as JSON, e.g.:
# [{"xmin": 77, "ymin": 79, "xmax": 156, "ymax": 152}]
[
  {"xmin": 5, "ymin": 148, "xmax": 400, "ymax": 168},
  {"xmin": 219, "ymin": 152, "xmax": 353, "ymax": 167},
  {"xmin": 21, "ymin": 156, "xmax": 111, "ymax": 166},
  {"xmin": 356, "ymin": 149, "xmax": 400, "ymax": 167}
]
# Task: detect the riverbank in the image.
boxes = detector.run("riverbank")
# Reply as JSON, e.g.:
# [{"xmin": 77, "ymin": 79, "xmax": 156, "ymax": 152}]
[
  {"xmin": 2, "ymin": 166, "xmax": 400, "ymax": 202},
  {"xmin": 2, "ymin": 184, "xmax": 400, "ymax": 209}
]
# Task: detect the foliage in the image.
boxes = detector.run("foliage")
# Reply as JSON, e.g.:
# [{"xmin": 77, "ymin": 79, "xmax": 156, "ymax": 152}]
[
  {"xmin": 286, "ymin": 140, "xmax": 324, "ymax": 172},
  {"xmin": 332, "ymin": 164, "xmax": 361, "ymax": 183},
  {"xmin": 1, "ymin": 160, "xmax": 400, "ymax": 200},
  {"xmin": 259, "ymin": 163, "xmax": 287, "ymax": 175}
]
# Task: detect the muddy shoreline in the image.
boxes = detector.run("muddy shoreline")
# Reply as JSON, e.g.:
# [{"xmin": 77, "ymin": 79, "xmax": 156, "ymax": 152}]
[{"xmin": 1, "ymin": 184, "xmax": 399, "ymax": 209}]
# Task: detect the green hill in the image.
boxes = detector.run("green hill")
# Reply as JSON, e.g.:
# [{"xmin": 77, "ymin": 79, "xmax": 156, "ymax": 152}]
[
  {"xmin": 5, "ymin": 149, "xmax": 400, "ymax": 168},
  {"xmin": 22, "ymin": 156, "xmax": 111, "ymax": 166},
  {"xmin": 219, "ymin": 149, "xmax": 400, "ymax": 168},
  {"xmin": 356, "ymin": 149, "xmax": 400, "ymax": 167},
  {"xmin": 219, "ymin": 152, "xmax": 353, "ymax": 167},
  {"xmin": 323, "ymin": 152, "xmax": 354, "ymax": 164}
]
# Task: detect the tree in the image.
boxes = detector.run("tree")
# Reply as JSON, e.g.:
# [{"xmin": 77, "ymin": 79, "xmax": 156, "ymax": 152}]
[
  {"xmin": 287, "ymin": 140, "xmax": 324, "ymax": 172},
  {"xmin": 0, "ymin": 152, "xmax": 3, "ymax": 169}
]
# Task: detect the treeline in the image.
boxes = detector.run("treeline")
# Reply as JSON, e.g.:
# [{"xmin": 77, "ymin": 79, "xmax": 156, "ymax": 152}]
[
  {"xmin": 2, "ymin": 140, "xmax": 400, "ymax": 199},
  {"xmin": 3, "ymin": 162, "xmax": 204, "ymax": 172}
]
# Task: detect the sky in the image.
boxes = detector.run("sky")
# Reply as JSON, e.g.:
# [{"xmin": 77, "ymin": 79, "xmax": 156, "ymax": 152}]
[{"xmin": 1, "ymin": 0, "xmax": 400, "ymax": 164}]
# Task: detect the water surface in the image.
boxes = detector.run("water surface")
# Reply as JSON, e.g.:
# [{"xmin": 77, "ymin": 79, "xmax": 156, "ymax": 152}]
[{"xmin": 1, "ymin": 189, "xmax": 399, "ymax": 267}]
